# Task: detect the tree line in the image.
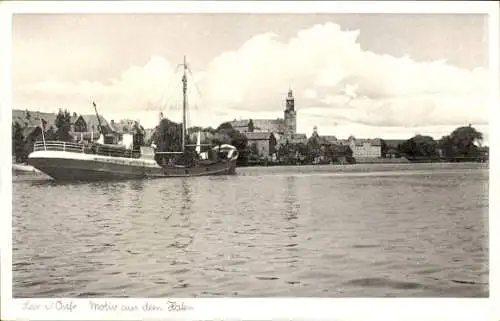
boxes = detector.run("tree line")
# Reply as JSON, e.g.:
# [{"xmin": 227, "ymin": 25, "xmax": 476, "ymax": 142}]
[
  {"xmin": 12, "ymin": 108, "xmax": 150, "ymax": 163},
  {"xmin": 13, "ymin": 109, "xmax": 487, "ymax": 166},
  {"xmin": 149, "ymin": 119, "xmax": 355, "ymax": 166},
  {"xmin": 12, "ymin": 109, "xmax": 74, "ymax": 163},
  {"xmin": 148, "ymin": 119, "xmax": 250, "ymax": 166},
  {"xmin": 150, "ymin": 120, "xmax": 488, "ymax": 166},
  {"xmin": 383, "ymin": 125, "xmax": 487, "ymax": 162},
  {"xmin": 274, "ymin": 133, "xmax": 355, "ymax": 165}
]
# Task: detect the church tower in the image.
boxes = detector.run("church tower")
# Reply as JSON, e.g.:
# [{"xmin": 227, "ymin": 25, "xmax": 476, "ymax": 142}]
[{"xmin": 284, "ymin": 89, "xmax": 296, "ymax": 136}]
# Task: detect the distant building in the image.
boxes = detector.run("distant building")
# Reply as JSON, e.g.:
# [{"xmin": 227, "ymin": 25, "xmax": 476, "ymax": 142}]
[
  {"xmin": 74, "ymin": 115, "xmax": 116, "ymax": 134},
  {"xmin": 318, "ymin": 135, "xmax": 338, "ymax": 146},
  {"xmin": 228, "ymin": 89, "xmax": 306, "ymax": 157},
  {"xmin": 288, "ymin": 133, "xmax": 308, "ymax": 145},
  {"xmin": 229, "ymin": 89, "xmax": 299, "ymax": 136},
  {"xmin": 145, "ymin": 128, "xmax": 156, "ymax": 145},
  {"xmin": 230, "ymin": 119, "xmax": 285, "ymax": 134},
  {"xmin": 384, "ymin": 139, "xmax": 406, "ymax": 158},
  {"xmin": 277, "ymin": 133, "xmax": 307, "ymax": 146},
  {"xmin": 284, "ymin": 89, "xmax": 297, "ymax": 135},
  {"xmin": 310, "ymin": 126, "xmax": 383, "ymax": 159},
  {"xmin": 12, "ymin": 109, "xmax": 119, "ymax": 143},
  {"xmin": 12, "ymin": 109, "xmax": 57, "ymax": 130},
  {"xmin": 478, "ymin": 146, "xmax": 489, "ymax": 162},
  {"xmin": 188, "ymin": 131, "xmax": 214, "ymax": 144},
  {"xmin": 112, "ymin": 119, "xmax": 136, "ymax": 133},
  {"xmin": 344, "ymin": 136, "xmax": 382, "ymax": 158},
  {"xmin": 246, "ymin": 132, "xmax": 279, "ymax": 157}
]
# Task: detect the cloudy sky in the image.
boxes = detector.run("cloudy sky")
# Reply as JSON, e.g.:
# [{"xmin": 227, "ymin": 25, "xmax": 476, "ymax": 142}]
[{"xmin": 12, "ymin": 12, "xmax": 490, "ymax": 142}]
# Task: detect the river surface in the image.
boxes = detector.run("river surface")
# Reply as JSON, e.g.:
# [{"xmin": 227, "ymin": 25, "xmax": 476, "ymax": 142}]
[{"xmin": 12, "ymin": 163, "xmax": 489, "ymax": 297}]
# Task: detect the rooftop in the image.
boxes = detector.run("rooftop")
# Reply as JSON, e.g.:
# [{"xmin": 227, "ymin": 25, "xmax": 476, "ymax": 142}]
[{"xmin": 245, "ymin": 132, "xmax": 273, "ymax": 140}]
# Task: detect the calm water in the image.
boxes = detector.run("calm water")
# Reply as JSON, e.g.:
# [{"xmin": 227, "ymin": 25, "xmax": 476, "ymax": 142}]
[{"xmin": 12, "ymin": 163, "xmax": 489, "ymax": 297}]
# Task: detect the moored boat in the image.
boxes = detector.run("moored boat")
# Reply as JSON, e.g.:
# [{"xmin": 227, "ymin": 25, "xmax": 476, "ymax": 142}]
[
  {"xmin": 27, "ymin": 56, "xmax": 239, "ymax": 181},
  {"xmin": 12, "ymin": 163, "xmax": 43, "ymax": 175}
]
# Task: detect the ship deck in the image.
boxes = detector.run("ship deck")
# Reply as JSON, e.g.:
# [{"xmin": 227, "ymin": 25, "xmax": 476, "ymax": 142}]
[{"xmin": 33, "ymin": 141, "xmax": 142, "ymax": 158}]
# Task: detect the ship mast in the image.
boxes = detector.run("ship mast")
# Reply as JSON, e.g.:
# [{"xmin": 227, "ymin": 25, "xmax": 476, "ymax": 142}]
[
  {"xmin": 93, "ymin": 101, "xmax": 103, "ymax": 135},
  {"xmin": 181, "ymin": 55, "xmax": 187, "ymax": 153}
]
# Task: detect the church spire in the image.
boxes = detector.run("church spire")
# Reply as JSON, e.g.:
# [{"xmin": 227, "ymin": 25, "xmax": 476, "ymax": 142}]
[
  {"xmin": 286, "ymin": 88, "xmax": 294, "ymax": 112},
  {"xmin": 284, "ymin": 87, "xmax": 297, "ymax": 136}
]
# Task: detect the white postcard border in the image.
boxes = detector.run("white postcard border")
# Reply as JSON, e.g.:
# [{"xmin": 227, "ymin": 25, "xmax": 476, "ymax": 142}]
[{"xmin": 1, "ymin": 1, "xmax": 498, "ymax": 321}]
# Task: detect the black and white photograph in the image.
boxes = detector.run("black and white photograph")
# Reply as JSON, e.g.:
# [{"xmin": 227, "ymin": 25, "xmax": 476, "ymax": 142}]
[{"xmin": 1, "ymin": 1, "xmax": 498, "ymax": 319}]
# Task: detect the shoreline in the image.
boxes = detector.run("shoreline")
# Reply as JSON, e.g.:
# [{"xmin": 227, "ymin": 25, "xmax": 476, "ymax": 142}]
[
  {"xmin": 13, "ymin": 158, "xmax": 488, "ymax": 178},
  {"xmin": 240, "ymin": 158, "xmax": 488, "ymax": 167}
]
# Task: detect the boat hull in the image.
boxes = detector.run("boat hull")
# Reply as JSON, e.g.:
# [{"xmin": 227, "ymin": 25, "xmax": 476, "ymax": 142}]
[
  {"xmin": 12, "ymin": 163, "xmax": 43, "ymax": 175},
  {"xmin": 27, "ymin": 151, "xmax": 237, "ymax": 181}
]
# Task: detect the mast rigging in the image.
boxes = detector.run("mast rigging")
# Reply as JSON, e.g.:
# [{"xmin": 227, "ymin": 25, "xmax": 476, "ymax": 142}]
[{"xmin": 181, "ymin": 56, "xmax": 187, "ymax": 153}]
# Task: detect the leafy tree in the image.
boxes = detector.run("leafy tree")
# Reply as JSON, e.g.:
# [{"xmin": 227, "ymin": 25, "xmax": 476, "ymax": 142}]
[
  {"xmin": 229, "ymin": 131, "xmax": 248, "ymax": 152},
  {"xmin": 151, "ymin": 118, "xmax": 185, "ymax": 165},
  {"xmin": 12, "ymin": 122, "xmax": 25, "ymax": 162},
  {"xmin": 213, "ymin": 123, "xmax": 248, "ymax": 165},
  {"xmin": 187, "ymin": 126, "xmax": 203, "ymax": 135},
  {"xmin": 399, "ymin": 135, "xmax": 439, "ymax": 159},
  {"xmin": 277, "ymin": 143, "xmax": 288, "ymax": 161},
  {"xmin": 214, "ymin": 122, "xmax": 248, "ymax": 156},
  {"xmin": 45, "ymin": 125, "xmax": 56, "ymax": 141},
  {"xmin": 217, "ymin": 122, "xmax": 234, "ymax": 132},
  {"xmin": 132, "ymin": 121, "xmax": 145, "ymax": 148},
  {"xmin": 249, "ymin": 142, "xmax": 259, "ymax": 156},
  {"xmin": 324, "ymin": 144, "xmax": 340, "ymax": 163},
  {"xmin": 296, "ymin": 142, "xmax": 310, "ymax": 163},
  {"xmin": 203, "ymin": 126, "xmax": 217, "ymax": 134},
  {"xmin": 11, "ymin": 123, "xmax": 16, "ymax": 156},
  {"xmin": 55, "ymin": 109, "xmax": 73, "ymax": 142},
  {"xmin": 23, "ymin": 127, "xmax": 43, "ymax": 161},
  {"xmin": 154, "ymin": 118, "xmax": 183, "ymax": 153},
  {"xmin": 211, "ymin": 132, "xmax": 229, "ymax": 146},
  {"xmin": 269, "ymin": 133, "xmax": 278, "ymax": 156},
  {"xmin": 438, "ymin": 125, "xmax": 483, "ymax": 160},
  {"xmin": 453, "ymin": 125, "xmax": 483, "ymax": 144},
  {"xmin": 296, "ymin": 143, "xmax": 309, "ymax": 156},
  {"xmin": 248, "ymin": 119, "xmax": 254, "ymax": 132},
  {"xmin": 25, "ymin": 109, "xmax": 31, "ymax": 124},
  {"xmin": 343, "ymin": 145, "xmax": 353, "ymax": 157},
  {"xmin": 448, "ymin": 125, "xmax": 482, "ymax": 158},
  {"xmin": 342, "ymin": 145, "xmax": 355, "ymax": 163},
  {"xmin": 277, "ymin": 141, "xmax": 309, "ymax": 164},
  {"xmin": 380, "ymin": 139, "xmax": 388, "ymax": 158},
  {"xmin": 438, "ymin": 135, "xmax": 455, "ymax": 159},
  {"xmin": 306, "ymin": 132, "xmax": 321, "ymax": 160}
]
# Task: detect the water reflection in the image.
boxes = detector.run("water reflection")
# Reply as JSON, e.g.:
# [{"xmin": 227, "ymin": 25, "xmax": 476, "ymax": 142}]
[
  {"xmin": 283, "ymin": 176, "xmax": 299, "ymax": 265},
  {"xmin": 180, "ymin": 178, "xmax": 193, "ymax": 214},
  {"xmin": 284, "ymin": 176, "xmax": 299, "ymax": 221},
  {"xmin": 171, "ymin": 178, "xmax": 193, "ymax": 250},
  {"xmin": 12, "ymin": 164, "xmax": 489, "ymax": 298},
  {"xmin": 126, "ymin": 180, "xmax": 145, "ymax": 211},
  {"xmin": 28, "ymin": 179, "xmax": 77, "ymax": 187},
  {"xmin": 128, "ymin": 179, "xmax": 145, "ymax": 192}
]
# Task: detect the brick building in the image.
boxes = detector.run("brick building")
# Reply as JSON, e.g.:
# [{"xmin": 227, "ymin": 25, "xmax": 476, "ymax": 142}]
[{"xmin": 228, "ymin": 89, "xmax": 306, "ymax": 157}]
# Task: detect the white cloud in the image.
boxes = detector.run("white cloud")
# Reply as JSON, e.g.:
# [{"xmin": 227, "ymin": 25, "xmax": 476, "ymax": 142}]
[
  {"xmin": 14, "ymin": 22, "xmax": 489, "ymax": 140},
  {"xmin": 303, "ymin": 89, "xmax": 318, "ymax": 100}
]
